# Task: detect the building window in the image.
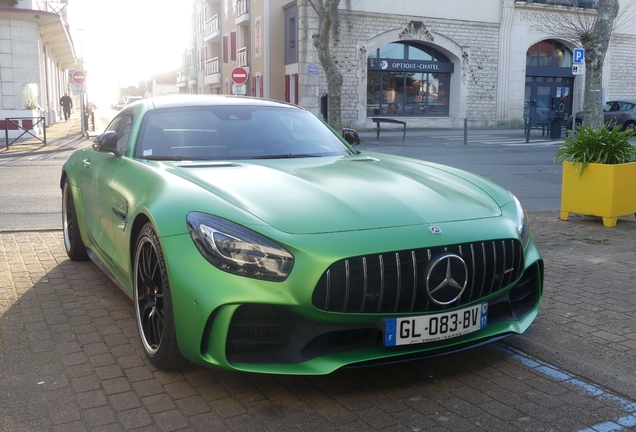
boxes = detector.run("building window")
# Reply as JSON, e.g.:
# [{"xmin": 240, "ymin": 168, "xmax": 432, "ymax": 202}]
[
  {"xmin": 526, "ymin": 40, "xmax": 573, "ymax": 67},
  {"xmin": 366, "ymin": 42, "xmax": 453, "ymax": 117}
]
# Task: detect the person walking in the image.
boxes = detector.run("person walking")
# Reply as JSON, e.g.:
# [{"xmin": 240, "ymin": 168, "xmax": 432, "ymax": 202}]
[{"xmin": 60, "ymin": 92, "xmax": 73, "ymax": 121}]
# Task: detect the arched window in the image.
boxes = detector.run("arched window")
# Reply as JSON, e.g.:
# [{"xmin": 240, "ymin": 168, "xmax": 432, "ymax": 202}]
[
  {"xmin": 367, "ymin": 42, "xmax": 453, "ymax": 117},
  {"xmin": 526, "ymin": 40, "xmax": 572, "ymax": 67}
]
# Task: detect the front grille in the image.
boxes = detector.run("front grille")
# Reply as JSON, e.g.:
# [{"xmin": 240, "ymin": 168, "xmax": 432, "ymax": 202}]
[
  {"xmin": 312, "ymin": 239, "xmax": 524, "ymax": 313},
  {"xmin": 224, "ymin": 261, "xmax": 540, "ymax": 365}
]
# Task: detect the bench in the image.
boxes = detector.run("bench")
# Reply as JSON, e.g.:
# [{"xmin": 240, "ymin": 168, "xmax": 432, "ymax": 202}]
[{"xmin": 371, "ymin": 117, "xmax": 406, "ymax": 142}]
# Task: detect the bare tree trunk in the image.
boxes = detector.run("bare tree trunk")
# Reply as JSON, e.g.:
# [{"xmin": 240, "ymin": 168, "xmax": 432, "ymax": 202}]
[
  {"xmin": 308, "ymin": 0, "xmax": 343, "ymax": 133},
  {"xmin": 582, "ymin": 0, "xmax": 619, "ymax": 128}
]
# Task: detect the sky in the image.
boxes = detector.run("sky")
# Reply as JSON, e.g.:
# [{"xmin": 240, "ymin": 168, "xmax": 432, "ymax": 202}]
[{"xmin": 67, "ymin": 0, "xmax": 191, "ymax": 105}]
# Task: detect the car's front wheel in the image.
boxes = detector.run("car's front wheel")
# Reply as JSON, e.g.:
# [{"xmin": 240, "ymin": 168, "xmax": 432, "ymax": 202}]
[
  {"xmin": 133, "ymin": 223, "xmax": 187, "ymax": 369},
  {"xmin": 62, "ymin": 178, "xmax": 89, "ymax": 261},
  {"xmin": 624, "ymin": 121, "xmax": 636, "ymax": 135}
]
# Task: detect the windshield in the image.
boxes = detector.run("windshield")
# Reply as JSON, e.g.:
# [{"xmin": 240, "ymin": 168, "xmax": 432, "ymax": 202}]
[{"xmin": 135, "ymin": 105, "xmax": 352, "ymax": 161}]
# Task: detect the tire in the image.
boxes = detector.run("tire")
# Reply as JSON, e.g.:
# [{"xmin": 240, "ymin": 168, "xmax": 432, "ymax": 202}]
[
  {"xmin": 624, "ymin": 121, "xmax": 636, "ymax": 135},
  {"xmin": 133, "ymin": 223, "xmax": 187, "ymax": 369},
  {"xmin": 62, "ymin": 178, "xmax": 89, "ymax": 261}
]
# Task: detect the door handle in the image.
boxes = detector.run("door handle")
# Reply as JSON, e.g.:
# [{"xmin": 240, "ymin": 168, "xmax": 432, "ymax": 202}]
[{"xmin": 82, "ymin": 158, "xmax": 90, "ymax": 168}]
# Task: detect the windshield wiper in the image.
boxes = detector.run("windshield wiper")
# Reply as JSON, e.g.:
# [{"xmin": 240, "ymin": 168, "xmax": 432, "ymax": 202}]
[{"xmin": 251, "ymin": 153, "xmax": 321, "ymax": 160}]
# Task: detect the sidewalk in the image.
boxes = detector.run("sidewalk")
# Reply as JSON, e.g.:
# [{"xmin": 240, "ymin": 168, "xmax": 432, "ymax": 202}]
[{"xmin": 0, "ymin": 113, "xmax": 102, "ymax": 157}]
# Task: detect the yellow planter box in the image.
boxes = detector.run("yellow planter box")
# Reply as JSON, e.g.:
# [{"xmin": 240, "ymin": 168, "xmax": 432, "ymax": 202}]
[{"xmin": 560, "ymin": 161, "xmax": 636, "ymax": 227}]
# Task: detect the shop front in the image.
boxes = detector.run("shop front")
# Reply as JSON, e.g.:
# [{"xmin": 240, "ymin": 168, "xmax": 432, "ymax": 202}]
[{"xmin": 366, "ymin": 42, "xmax": 454, "ymax": 118}]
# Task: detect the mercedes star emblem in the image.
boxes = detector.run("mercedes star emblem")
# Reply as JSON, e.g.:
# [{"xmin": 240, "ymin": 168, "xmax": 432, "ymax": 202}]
[{"xmin": 425, "ymin": 253, "xmax": 468, "ymax": 305}]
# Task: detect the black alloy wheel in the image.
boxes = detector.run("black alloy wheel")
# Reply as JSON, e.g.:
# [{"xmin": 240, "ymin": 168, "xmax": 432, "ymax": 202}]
[
  {"xmin": 62, "ymin": 178, "xmax": 89, "ymax": 261},
  {"xmin": 133, "ymin": 223, "xmax": 186, "ymax": 368}
]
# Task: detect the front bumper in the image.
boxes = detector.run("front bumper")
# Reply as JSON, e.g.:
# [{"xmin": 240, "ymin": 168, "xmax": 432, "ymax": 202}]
[{"xmin": 161, "ymin": 218, "xmax": 543, "ymax": 375}]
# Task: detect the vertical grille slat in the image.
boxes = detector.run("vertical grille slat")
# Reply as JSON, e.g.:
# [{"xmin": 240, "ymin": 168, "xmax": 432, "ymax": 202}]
[
  {"xmin": 489, "ymin": 242, "xmax": 497, "ymax": 295},
  {"xmin": 313, "ymin": 239, "xmax": 525, "ymax": 314},
  {"xmin": 343, "ymin": 260, "xmax": 350, "ymax": 312},
  {"xmin": 394, "ymin": 253, "xmax": 401, "ymax": 312},
  {"xmin": 377, "ymin": 255, "xmax": 385, "ymax": 312},
  {"xmin": 410, "ymin": 251, "xmax": 417, "ymax": 312},
  {"xmin": 361, "ymin": 257, "xmax": 368, "ymax": 312}
]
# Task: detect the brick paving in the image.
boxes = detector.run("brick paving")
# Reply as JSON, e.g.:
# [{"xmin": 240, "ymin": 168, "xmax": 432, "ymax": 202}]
[
  {"xmin": 1, "ymin": 215, "xmax": 636, "ymax": 431},
  {"xmin": 1, "ymin": 115, "xmax": 636, "ymax": 430}
]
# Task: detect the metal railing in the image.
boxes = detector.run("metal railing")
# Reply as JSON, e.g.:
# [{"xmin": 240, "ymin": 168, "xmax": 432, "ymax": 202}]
[
  {"xmin": 205, "ymin": 57, "xmax": 220, "ymax": 75},
  {"xmin": 205, "ymin": 14, "xmax": 220, "ymax": 37},
  {"xmin": 237, "ymin": 47, "xmax": 249, "ymax": 67},
  {"xmin": 3, "ymin": 117, "xmax": 46, "ymax": 149},
  {"xmin": 237, "ymin": 0, "xmax": 248, "ymax": 17},
  {"xmin": 177, "ymin": 70, "xmax": 188, "ymax": 84}
]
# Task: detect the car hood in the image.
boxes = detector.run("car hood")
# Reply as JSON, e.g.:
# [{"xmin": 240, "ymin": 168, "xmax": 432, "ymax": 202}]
[{"xmin": 164, "ymin": 154, "xmax": 504, "ymax": 234}]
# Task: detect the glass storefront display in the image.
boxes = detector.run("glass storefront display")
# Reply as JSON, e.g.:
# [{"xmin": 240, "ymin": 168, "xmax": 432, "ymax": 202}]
[{"xmin": 367, "ymin": 42, "xmax": 453, "ymax": 117}]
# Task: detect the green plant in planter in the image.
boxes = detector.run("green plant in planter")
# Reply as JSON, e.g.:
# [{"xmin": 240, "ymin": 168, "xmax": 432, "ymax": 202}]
[
  {"xmin": 554, "ymin": 124, "xmax": 636, "ymax": 176},
  {"xmin": 25, "ymin": 100, "xmax": 39, "ymax": 110}
]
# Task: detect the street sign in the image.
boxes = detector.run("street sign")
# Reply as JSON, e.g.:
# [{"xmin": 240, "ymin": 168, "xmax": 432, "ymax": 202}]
[
  {"xmin": 232, "ymin": 84, "xmax": 246, "ymax": 95},
  {"xmin": 572, "ymin": 64, "xmax": 584, "ymax": 75},
  {"xmin": 573, "ymin": 48, "xmax": 585, "ymax": 64},
  {"xmin": 231, "ymin": 67, "xmax": 248, "ymax": 85},
  {"xmin": 72, "ymin": 83, "xmax": 86, "ymax": 94},
  {"xmin": 72, "ymin": 70, "xmax": 86, "ymax": 84}
]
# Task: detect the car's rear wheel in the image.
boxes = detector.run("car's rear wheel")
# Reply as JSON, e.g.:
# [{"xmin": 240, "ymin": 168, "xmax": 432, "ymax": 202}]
[
  {"xmin": 134, "ymin": 223, "xmax": 187, "ymax": 369},
  {"xmin": 62, "ymin": 178, "xmax": 89, "ymax": 261}
]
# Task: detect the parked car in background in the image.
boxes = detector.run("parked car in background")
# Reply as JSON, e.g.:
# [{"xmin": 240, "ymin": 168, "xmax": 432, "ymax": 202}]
[
  {"xmin": 126, "ymin": 96, "xmax": 144, "ymax": 105},
  {"xmin": 569, "ymin": 100, "xmax": 636, "ymax": 132},
  {"xmin": 60, "ymin": 95, "xmax": 543, "ymax": 374},
  {"xmin": 112, "ymin": 99, "xmax": 125, "ymax": 110}
]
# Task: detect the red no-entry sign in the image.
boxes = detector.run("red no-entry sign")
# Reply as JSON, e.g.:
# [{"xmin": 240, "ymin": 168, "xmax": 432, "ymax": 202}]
[
  {"xmin": 231, "ymin": 67, "xmax": 248, "ymax": 85},
  {"xmin": 72, "ymin": 70, "xmax": 86, "ymax": 84}
]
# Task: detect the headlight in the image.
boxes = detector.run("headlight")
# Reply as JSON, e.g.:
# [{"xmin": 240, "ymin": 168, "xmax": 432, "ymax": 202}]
[
  {"xmin": 512, "ymin": 195, "xmax": 530, "ymax": 249},
  {"xmin": 187, "ymin": 212, "xmax": 294, "ymax": 282}
]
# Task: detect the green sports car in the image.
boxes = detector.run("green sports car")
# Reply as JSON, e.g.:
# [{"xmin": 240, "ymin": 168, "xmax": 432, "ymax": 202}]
[{"xmin": 61, "ymin": 95, "xmax": 543, "ymax": 374}]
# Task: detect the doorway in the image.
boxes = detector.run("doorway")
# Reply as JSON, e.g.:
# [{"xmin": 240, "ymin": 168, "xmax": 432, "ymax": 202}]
[{"xmin": 525, "ymin": 77, "xmax": 573, "ymax": 127}]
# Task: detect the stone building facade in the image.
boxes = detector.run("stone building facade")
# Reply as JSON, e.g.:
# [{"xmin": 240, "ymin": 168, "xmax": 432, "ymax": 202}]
[
  {"xmin": 292, "ymin": 0, "xmax": 636, "ymax": 129},
  {"xmin": 179, "ymin": 0, "xmax": 636, "ymax": 130}
]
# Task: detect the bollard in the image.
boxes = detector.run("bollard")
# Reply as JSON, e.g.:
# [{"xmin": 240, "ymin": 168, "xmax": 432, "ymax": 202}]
[
  {"xmin": 464, "ymin": 118, "xmax": 468, "ymax": 145},
  {"xmin": 526, "ymin": 117, "xmax": 531, "ymax": 143}
]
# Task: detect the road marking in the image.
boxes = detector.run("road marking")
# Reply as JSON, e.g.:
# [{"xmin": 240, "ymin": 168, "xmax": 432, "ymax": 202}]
[
  {"xmin": 494, "ymin": 344, "xmax": 636, "ymax": 431},
  {"xmin": 438, "ymin": 137, "xmax": 561, "ymax": 146}
]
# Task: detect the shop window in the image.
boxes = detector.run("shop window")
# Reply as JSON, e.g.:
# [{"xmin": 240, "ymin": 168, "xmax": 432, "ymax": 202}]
[{"xmin": 366, "ymin": 41, "xmax": 452, "ymax": 117}]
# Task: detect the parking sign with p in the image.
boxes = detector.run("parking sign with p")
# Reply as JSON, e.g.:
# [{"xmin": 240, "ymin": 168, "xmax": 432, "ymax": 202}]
[{"xmin": 573, "ymin": 48, "xmax": 585, "ymax": 64}]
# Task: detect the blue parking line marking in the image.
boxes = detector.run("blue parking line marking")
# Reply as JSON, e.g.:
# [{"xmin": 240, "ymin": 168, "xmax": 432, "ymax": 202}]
[{"xmin": 493, "ymin": 344, "xmax": 636, "ymax": 432}]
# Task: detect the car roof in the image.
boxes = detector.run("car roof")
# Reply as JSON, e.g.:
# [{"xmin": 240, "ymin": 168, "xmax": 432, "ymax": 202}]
[{"xmin": 147, "ymin": 95, "xmax": 298, "ymax": 110}]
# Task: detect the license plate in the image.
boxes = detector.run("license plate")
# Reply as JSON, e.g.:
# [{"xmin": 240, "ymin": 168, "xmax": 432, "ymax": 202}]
[{"xmin": 384, "ymin": 303, "xmax": 488, "ymax": 346}]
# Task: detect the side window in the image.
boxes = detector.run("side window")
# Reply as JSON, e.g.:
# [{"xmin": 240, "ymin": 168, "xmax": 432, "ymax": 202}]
[
  {"xmin": 106, "ymin": 117, "xmax": 122, "ymax": 133},
  {"xmin": 116, "ymin": 116, "xmax": 133, "ymax": 154}
]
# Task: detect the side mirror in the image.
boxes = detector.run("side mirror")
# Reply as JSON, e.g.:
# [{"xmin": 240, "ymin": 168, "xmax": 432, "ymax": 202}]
[
  {"xmin": 93, "ymin": 131, "xmax": 121, "ymax": 157},
  {"xmin": 342, "ymin": 128, "xmax": 361, "ymax": 145}
]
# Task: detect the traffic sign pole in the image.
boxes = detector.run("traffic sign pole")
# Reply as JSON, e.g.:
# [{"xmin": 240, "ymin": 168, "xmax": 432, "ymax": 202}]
[{"xmin": 571, "ymin": 48, "xmax": 584, "ymax": 133}]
